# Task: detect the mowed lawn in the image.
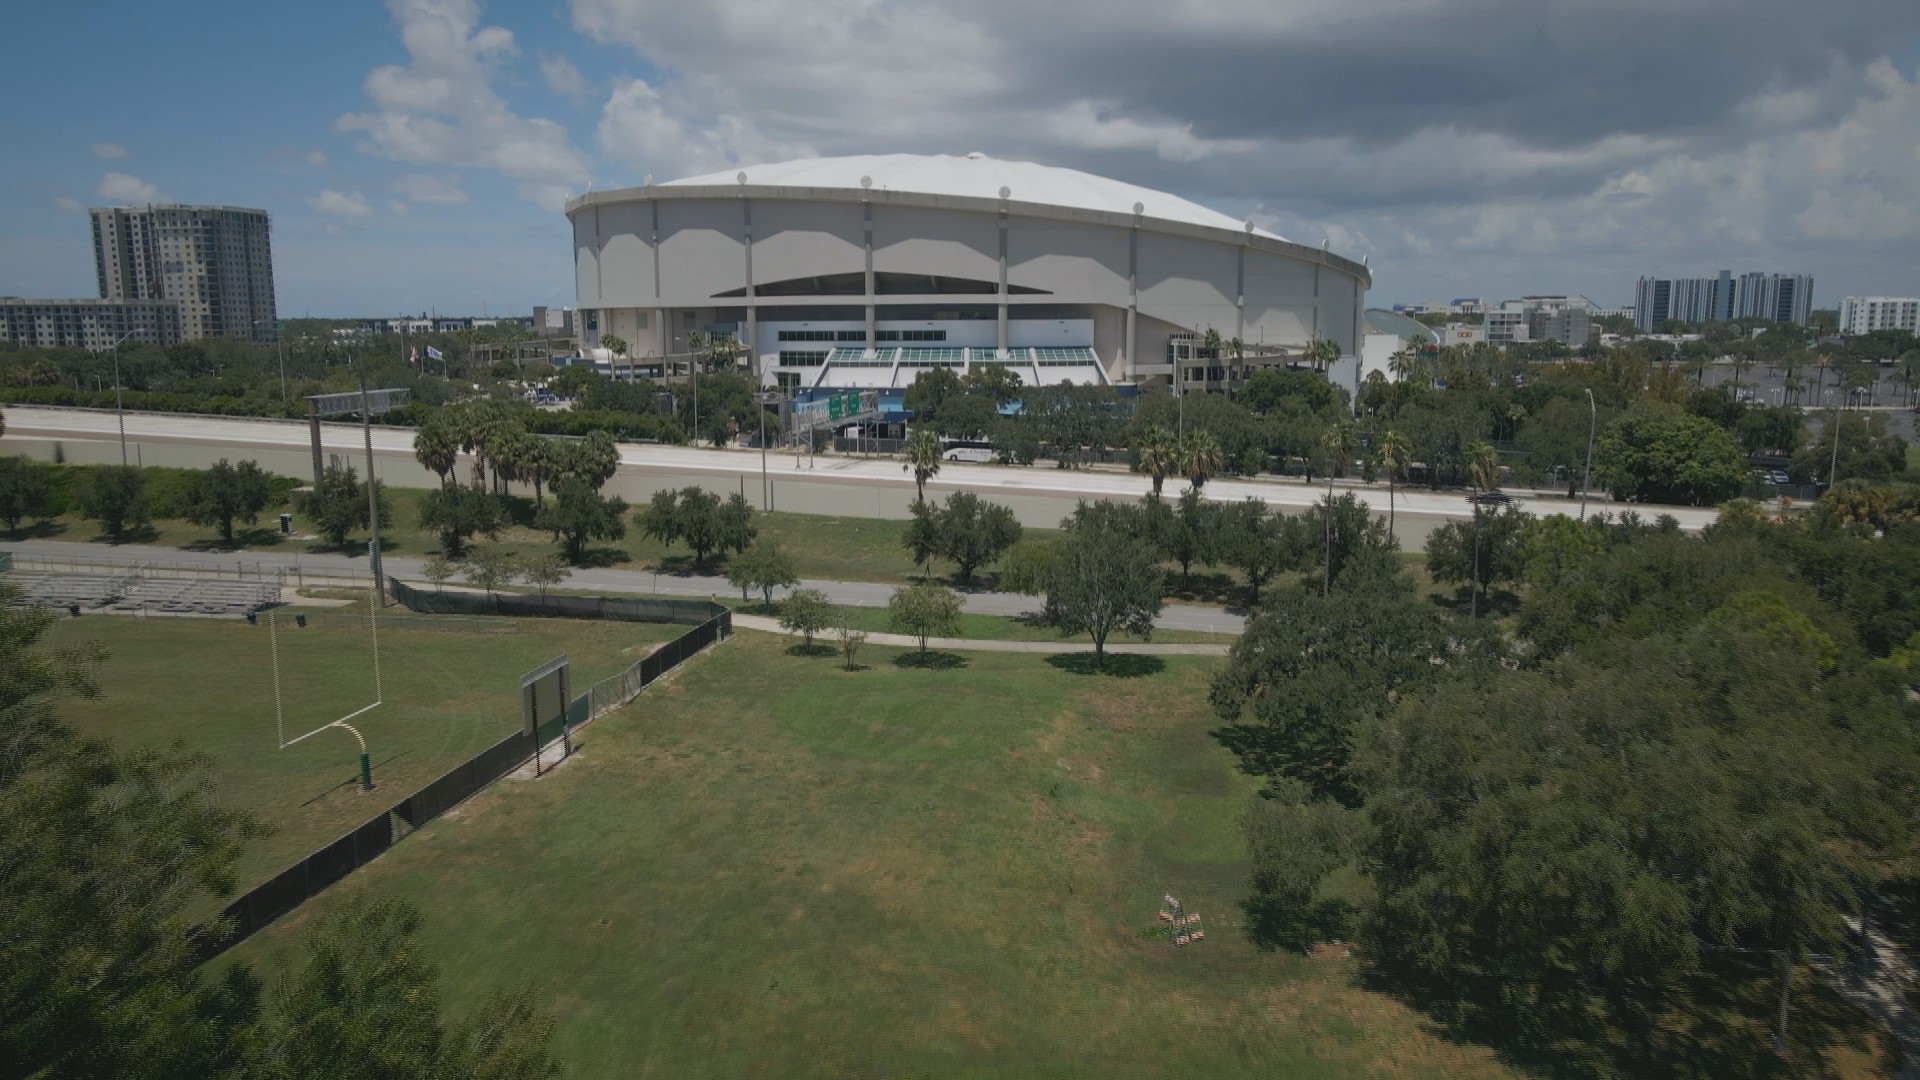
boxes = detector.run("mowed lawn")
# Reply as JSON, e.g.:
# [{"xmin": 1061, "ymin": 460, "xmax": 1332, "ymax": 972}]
[
  {"xmin": 44, "ymin": 611, "xmax": 684, "ymax": 896},
  {"xmin": 224, "ymin": 632, "xmax": 1512, "ymax": 1079}
]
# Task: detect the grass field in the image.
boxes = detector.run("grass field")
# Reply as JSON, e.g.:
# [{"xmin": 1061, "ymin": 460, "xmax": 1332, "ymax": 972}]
[
  {"xmin": 221, "ymin": 631, "xmax": 1515, "ymax": 1078},
  {"xmin": 44, "ymin": 610, "xmax": 685, "ymax": 899}
]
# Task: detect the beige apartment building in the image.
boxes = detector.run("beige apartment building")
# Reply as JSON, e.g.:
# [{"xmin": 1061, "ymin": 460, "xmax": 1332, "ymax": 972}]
[{"xmin": 91, "ymin": 204, "xmax": 277, "ymax": 342}]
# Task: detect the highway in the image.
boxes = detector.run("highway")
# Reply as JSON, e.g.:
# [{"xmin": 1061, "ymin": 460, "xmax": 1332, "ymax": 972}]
[{"xmin": 0, "ymin": 404, "xmax": 1724, "ymax": 533}]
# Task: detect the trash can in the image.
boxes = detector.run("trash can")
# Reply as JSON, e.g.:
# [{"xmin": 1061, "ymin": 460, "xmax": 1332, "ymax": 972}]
[{"xmin": 279, "ymin": 513, "xmax": 293, "ymax": 535}]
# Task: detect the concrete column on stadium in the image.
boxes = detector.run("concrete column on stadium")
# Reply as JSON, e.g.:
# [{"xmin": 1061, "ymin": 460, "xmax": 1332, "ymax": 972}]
[
  {"xmin": 1127, "ymin": 203, "xmax": 1141, "ymax": 380},
  {"xmin": 997, "ymin": 187, "xmax": 1010, "ymax": 355},
  {"xmin": 862, "ymin": 177, "xmax": 876, "ymax": 349},
  {"xmin": 740, "ymin": 178, "xmax": 757, "ymax": 380}
]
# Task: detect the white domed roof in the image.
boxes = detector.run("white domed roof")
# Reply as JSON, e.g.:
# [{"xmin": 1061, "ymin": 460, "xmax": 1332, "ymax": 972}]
[{"xmin": 663, "ymin": 153, "xmax": 1285, "ymax": 241}]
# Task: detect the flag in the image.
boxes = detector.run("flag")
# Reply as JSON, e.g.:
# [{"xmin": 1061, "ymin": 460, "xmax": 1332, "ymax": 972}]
[
  {"xmin": 408, "ymin": 347, "xmax": 418, "ymax": 365},
  {"xmin": 426, "ymin": 345, "xmax": 443, "ymax": 362}
]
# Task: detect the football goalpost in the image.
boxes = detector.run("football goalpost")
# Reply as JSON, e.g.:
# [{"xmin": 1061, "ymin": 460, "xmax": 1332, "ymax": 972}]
[{"xmin": 269, "ymin": 585, "xmax": 384, "ymax": 791}]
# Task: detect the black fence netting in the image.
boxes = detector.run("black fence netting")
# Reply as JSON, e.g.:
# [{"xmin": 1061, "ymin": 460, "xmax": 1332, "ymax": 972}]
[
  {"xmin": 191, "ymin": 600, "xmax": 735, "ymax": 964},
  {"xmin": 389, "ymin": 578, "xmax": 724, "ymax": 626}
]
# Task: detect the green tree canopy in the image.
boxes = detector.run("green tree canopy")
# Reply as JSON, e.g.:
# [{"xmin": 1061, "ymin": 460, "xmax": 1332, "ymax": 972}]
[
  {"xmin": 536, "ymin": 479, "xmax": 628, "ymax": 563},
  {"xmin": 1035, "ymin": 500, "xmax": 1165, "ymax": 666},
  {"xmin": 418, "ymin": 484, "xmax": 506, "ymax": 557},
  {"xmin": 1596, "ymin": 404, "xmax": 1747, "ymax": 506}
]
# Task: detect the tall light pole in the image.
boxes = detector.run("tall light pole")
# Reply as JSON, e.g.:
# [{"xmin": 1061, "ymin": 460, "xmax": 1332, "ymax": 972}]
[
  {"xmin": 1580, "ymin": 387, "xmax": 1596, "ymax": 522},
  {"xmin": 94, "ymin": 329, "xmax": 137, "ymax": 466},
  {"xmin": 1829, "ymin": 399, "xmax": 1844, "ymax": 487}
]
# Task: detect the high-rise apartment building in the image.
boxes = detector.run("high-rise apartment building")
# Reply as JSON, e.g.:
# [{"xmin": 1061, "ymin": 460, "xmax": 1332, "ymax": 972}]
[
  {"xmin": 91, "ymin": 204, "xmax": 276, "ymax": 342},
  {"xmin": 1839, "ymin": 296, "xmax": 1920, "ymax": 335},
  {"xmin": 1484, "ymin": 296, "xmax": 1592, "ymax": 346},
  {"xmin": 1633, "ymin": 270, "xmax": 1812, "ymax": 331}
]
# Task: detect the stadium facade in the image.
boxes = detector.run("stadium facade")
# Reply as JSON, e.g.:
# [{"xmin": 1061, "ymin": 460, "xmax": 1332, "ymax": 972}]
[{"xmin": 564, "ymin": 154, "xmax": 1371, "ymax": 394}]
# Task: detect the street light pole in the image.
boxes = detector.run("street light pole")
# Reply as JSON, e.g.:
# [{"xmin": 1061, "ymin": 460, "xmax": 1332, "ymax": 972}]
[
  {"xmin": 1829, "ymin": 400, "xmax": 1843, "ymax": 487},
  {"xmin": 97, "ymin": 329, "xmax": 136, "ymax": 466},
  {"xmin": 1580, "ymin": 387, "xmax": 1596, "ymax": 522}
]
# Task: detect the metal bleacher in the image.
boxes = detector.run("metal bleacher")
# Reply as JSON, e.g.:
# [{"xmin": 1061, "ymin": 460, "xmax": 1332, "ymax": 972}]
[{"xmin": 3, "ymin": 554, "xmax": 282, "ymax": 618}]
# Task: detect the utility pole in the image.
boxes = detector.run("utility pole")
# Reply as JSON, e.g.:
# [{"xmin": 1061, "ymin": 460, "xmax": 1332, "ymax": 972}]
[
  {"xmin": 1580, "ymin": 387, "xmax": 1596, "ymax": 521},
  {"xmin": 98, "ymin": 329, "xmax": 136, "ymax": 466},
  {"xmin": 359, "ymin": 367, "xmax": 386, "ymax": 608},
  {"xmin": 1829, "ymin": 402, "xmax": 1843, "ymax": 487}
]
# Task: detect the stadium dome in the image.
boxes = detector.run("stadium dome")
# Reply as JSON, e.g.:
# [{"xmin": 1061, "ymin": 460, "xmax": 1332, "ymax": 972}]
[
  {"xmin": 566, "ymin": 153, "xmax": 1370, "ymax": 398},
  {"xmin": 664, "ymin": 153, "xmax": 1289, "ymax": 241}
]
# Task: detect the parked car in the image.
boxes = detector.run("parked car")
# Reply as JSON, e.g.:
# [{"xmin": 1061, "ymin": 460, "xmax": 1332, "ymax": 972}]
[
  {"xmin": 1769, "ymin": 470, "xmax": 1792, "ymax": 486},
  {"xmin": 1468, "ymin": 491, "xmax": 1512, "ymax": 506}
]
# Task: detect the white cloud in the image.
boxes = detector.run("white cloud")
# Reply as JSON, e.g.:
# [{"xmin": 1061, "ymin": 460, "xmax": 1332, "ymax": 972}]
[
  {"xmin": 539, "ymin": 52, "xmax": 587, "ymax": 100},
  {"xmin": 1044, "ymin": 101, "xmax": 1257, "ymax": 163},
  {"xmin": 337, "ymin": 0, "xmax": 588, "ymax": 206},
  {"xmin": 96, "ymin": 172, "xmax": 161, "ymax": 203},
  {"xmin": 388, "ymin": 200, "xmax": 411, "ymax": 215},
  {"xmin": 91, "ymin": 142, "xmax": 128, "ymax": 159},
  {"xmin": 53, "ymin": 196, "xmax": 84, "ymax": 214},
  {"xmin": 309, "ymin": 189, "xmax": 375, "ymax": 218},
  {"xmin": 307, "ymin": 150, "xmax": 328, "ymax": 168},
  {"xmin": 392, "ymin": 172, "xmax": 470, "ymax": 203},
  {"xmin": 596, "ymin": 76, "xmax": 812, "ymax": 182}
]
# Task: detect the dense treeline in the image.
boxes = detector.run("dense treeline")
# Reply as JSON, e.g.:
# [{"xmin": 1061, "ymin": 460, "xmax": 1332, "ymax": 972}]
[{"xmin": 1211, "ymin": 482, "xmax": 1920, "ymax": 1070}]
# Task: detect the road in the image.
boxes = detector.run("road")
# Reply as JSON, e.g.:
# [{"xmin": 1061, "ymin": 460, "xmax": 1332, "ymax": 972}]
[
  {"xmin": 0, "ymin": 537, "xmax": 1251, "ymax": 635},
  {"xmin": 0, "ymin": 404, "xmax": 1724, "ymax": 532}
]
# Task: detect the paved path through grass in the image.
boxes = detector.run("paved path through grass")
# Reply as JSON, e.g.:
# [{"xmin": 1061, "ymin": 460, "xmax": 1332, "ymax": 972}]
[{"xmin": 731, "ymin": 614, "xmax": 1231, "ymax": 655}]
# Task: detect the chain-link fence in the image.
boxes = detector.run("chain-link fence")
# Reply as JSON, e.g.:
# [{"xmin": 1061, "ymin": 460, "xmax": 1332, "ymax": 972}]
[{"xmin": 579, "ymin": 611, "xmax": 729, "ymax": 722}]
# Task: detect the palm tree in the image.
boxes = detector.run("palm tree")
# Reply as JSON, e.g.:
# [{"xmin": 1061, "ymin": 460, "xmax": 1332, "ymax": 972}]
[
  {"xmin": 600, "ymin": 334, "xmax": 628, "ymax": 380},
  {"xmin": 1318, "ymin": 418, "xmax": 1357, "ymax": 596},
  {"xmin": 1388, "ymin": 344, "xmax": 1420, "ymax": 384},
  {"xmin": 1201, "ymin": 328, "xmax": 1223, "ymax": 388},
  {"xmin": 1179, "ymin": 430, "xmax": 1222, "ymax": 491},
  {"xmin": 1377, "ymin": 428, "xmax": 1411, "ymax": 539},
  {"xmin": 413, "ymin": 414, "xmax": 459, "ymax": 487},
  {"xmin": 1465, "ymin": 440, "xmax": 1499, "ymax": 618},
  {"xmin": 1305, "ymin": 336, "xmax": 1341, "ymax": 375},
  {"xmin": 1133, "ymin": 425, "xmax": 1179, "ymax": 497},
  {"xmin": 1227, "ymin": 336, "xmax": 1246, "ymax": 389},
  {"xmin": 903, "ymin": 429, "xmax": 942, "ymax": 503}
]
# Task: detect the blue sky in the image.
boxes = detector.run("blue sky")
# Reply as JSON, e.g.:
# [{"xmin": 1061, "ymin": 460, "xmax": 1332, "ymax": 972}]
[{"xmin": 2, "ymin": 0, "xmax": 1916, "ymax": 316}]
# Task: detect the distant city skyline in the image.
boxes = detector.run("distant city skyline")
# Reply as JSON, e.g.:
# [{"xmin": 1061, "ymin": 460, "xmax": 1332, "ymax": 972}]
[{"xmin": 2, "ymin": 0, "xmax": 1915, "ymax": 316}]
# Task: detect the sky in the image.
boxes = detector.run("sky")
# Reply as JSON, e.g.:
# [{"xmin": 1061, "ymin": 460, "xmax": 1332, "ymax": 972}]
[{"xmin": 2, "ymin": 0, "xmax": 1917, "ymax": 316}]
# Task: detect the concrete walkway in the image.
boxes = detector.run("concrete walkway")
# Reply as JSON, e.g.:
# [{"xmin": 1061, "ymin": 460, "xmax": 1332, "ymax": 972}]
[
  {"xmin": 0, "ymin": 537, "xmax": 1248, "ymax": 635},
  {"xmin": 728, "ymin": 613, "xmax": 1231, "ymax": 655}
]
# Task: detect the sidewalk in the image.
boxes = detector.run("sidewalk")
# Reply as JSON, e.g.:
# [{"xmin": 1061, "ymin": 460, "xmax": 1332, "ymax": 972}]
[{"xmin": 728, "ymin": 613, "xmax": 1231, "ymax": 655}]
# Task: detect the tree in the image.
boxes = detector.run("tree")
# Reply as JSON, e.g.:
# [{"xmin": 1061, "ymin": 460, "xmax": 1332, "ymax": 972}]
[
  {"xmin": 413, "ymin": 413, "xmax": 461, "ymax": 486},
  {"xmin": 836, "ymin": 621, "xmax": 869, "ymax": 672},
  {"xmin": 962, "ymin": 362, "xmax": 1023, "ymax": 405},
  {"xmin": 1165, "ymin": 487, "xmax": 1221, "ymax": 583},
  {"xmin": 83, "ymin": 464, "xmax": 150, "ymax": 541},
  {"xmin": 1219, "ymin": 498, "xmax": 1306, "ymax": 605},
  {"xmin": 779, "ymin": 587, "xmax": 834, "ymax": 649},
  {"xmin": 184, "ymin": 459, "xmax": 273, "ymax": 545},
  {"xmin": 520, "ymin": 552, "xmax": 571, "ymax": 597},
  {"xmin": 635, "ymin": 486, "xmax": 725, "ymax": 566},
  {"xmin": 721, "ymin": 490, "xmax": 757, "ymax": 555},
  {"xmin": 916, "ymin": 491, "xmax": 1023, "ymax": 584},
  {"xmin": 1037, "ymin": 503, "xmax": 1165, "ymax": 666},
  {"xmin": 1304, "ymin": 335, "xmax": 1342, "ymax": 374},
  {"xmin": 728, "ymin": 541, "xmax": 798, "ymax": 606},
  {"xmin": 903, "ymin": 367, "xmax": 962, "ymax": 419},
  {"xmin": 562, "ymin": 430, "xmax": 621, "ymax": 491},
  {"xmin": 422, "ymin": 553, "xmax": 457, "ymax": 592},
  {"xmin": 933, "ymin": 392, "xmax": 999, "ymax": 440},
  {"xmin": 1426, "ymin": 503, "xmax": 1532, "ymax": 614},
  {"xmin": 598, "ymin": 334, "xmax": 628, "ymax": 370},
  {"xmin": 1212, "ymin": 556, "xmax": 1466, "ymax": 796},
  {"xmin": 1376, "ymin": 429, "xmax": 1412, "ymax": 537},
  {"xmin": 0, "ymin": 584, "xmax": 265, "ymax": 1079},
  {"xmin": 0, "ymin": 455, "xmax": 51, "ymax": 532},
  {"xmin": 417, "ymin": 484, "xmax": 506, "ymax": 558},
  {"xmin": 888, "ymin": 582, "xmax": 963, "ymax": 656},
  {"xmin": 258, "ymin": 896, "xmax": 561, "ymax": 1080},
  {"xmin": 1303, "ymin": 492, "xmax": 1393, "ymax": 588},
  {"xmin": 1596, "ymin": 404, "xmax": 1748, "ymax": 505},
  {"xmin": 535, "ymin": 478, "xmax": 628, "ymax": 563},
  {"xmin": 1179, "ymin": 429, "xmax": 1222, "ymax": 491},
  {"xmin": 463, "ymin": 544, "xmax": 520, "ymax": 596},
  {"xmin": 1241, "ymin": 367, "xmax": 1339, "ymax": 415},
  {"xmin": 1131, "ymin": 424, "xmax": 1179, "ymax": 497},
  {"xmin": 903, "ymin": 429, "xmax": 942, "ymax": 503},
  {"xmin": 298, "ymin": 463, "xmax": 390, "ymax": 550}
]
